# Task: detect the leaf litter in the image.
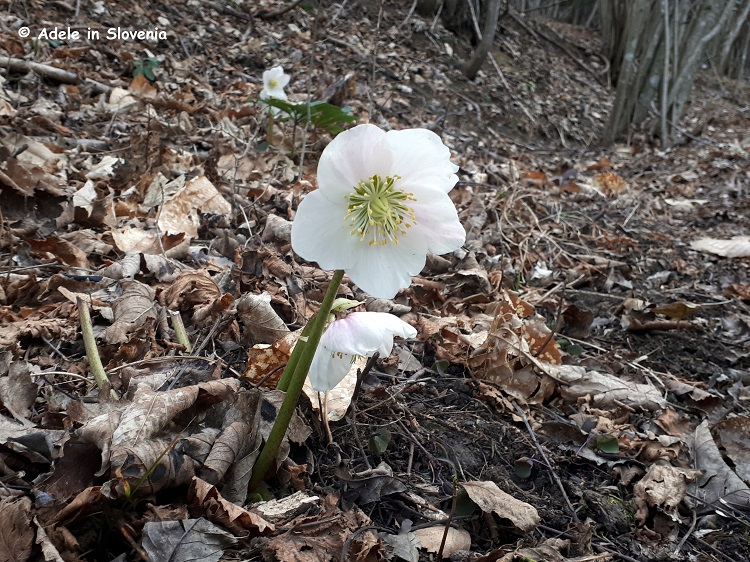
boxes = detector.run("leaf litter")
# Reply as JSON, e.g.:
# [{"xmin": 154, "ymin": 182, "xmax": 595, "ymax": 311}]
[{"xmin": 1, "ymin": 1, "xmax": 749, "ymax": 561}]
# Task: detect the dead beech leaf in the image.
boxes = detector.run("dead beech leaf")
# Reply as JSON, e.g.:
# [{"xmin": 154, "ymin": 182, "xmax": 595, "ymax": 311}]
[
  {"xmin": 303, "ymin": 354, "xmax": 366, "ymax": 422},
  {"xmin": 101, "ymin": 280, "xmax": 156, "ymax": 344},
  {"xmin": 650, "ymin": 301, "xmax": 703, "ymax": 320},
  {"xmin": 716, "ymin": 416, "xmax": 750, "ymax": 483},
  {"xmin": 141, "ymin": 518, "xmax": 237, "ymax": 562},
  {"xmin": 690, "ymin": 236, "xmax": 750, "ymax": 258},
  {"xmin": 25, "ymin": 236, "xmax": 90, "ymax": 269},
  {"xmin": 591, "ymin": 171, "xmax": 628, "ymax": 196},
  {"xmin": 244, "ymin": 331, "xmax": 301, "ymax": 389},
  {"xmin": 544, "ymin": 364, "xmax": 667, "ymax": 411},
  {"xmin": 189, "ymin": 477, "xmax": 274, "ymax": 535},
  {"xmin": 0, "ymin": 354, "xmax": 39, "ymax": 421},
  {"xmin": 633, "ymin": 462, "xmax": 701, "ymax": 524},
  {"xmin": 236, "ymin": 292, "xmax": 290, "ymax": 345},
  {"xmin": 462, "ymin": 481, "xmax": 540, "ymax": 532},
  {"xmin": 0, "ymin": 496, "xmax": 34, "ymax": 562},
  {"xmin": 158, "ymin": 176, "xmax": 231, "ymax": 239},
  {"xmin": 412, "ymin": 526, "xmax": 471, "ymax": 558},
  {"xmin": 687, "ymin": 420, "xmax": 750, "ymax": 511}
]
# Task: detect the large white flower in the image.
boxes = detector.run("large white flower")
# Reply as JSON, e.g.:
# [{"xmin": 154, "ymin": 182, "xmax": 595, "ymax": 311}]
[
  {"xmin": 291, "ymin": 124, "xmax": 465, "ymax": 298},
  {"xmin": 260, "ymin": 66, "xmax": 290, "ymax": 101},
  {"xmin": 307, "ymin": 312, "xmax": 417, "ymax": 391}
]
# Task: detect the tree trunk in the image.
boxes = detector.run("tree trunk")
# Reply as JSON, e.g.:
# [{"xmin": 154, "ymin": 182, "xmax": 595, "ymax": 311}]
[
  {"xmin": 601, "ymin": 0, "xmax": 740, "ymax": 146},
  {"xmin": 462, "ymin": 0, "xmax": 502, "ymax": 79}
]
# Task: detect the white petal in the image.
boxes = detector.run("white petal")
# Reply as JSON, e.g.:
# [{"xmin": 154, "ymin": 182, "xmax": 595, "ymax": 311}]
[
  {"xmin": 384, "ymin": 129, "xmax": 458, "ymax": 193},
  {"xmin": 291, "ymin": 191, "xmax": 360, "ymax": 270},
  {"xmin": 316, "ymin": 124, "xmax": 393, "ymax": 201},
  {"xmin": 346, "ymin": 240, "xmax": 427, "ymax": 298},
  {"xmin": 410, "ymin": 192, "xmax": 466, "ymax": 255},
  {"xmin": 321, "ymin": 312, "xmax": 416, "ymax": 357},
  {"xmin": 308, "ymin": 346, "xmax": 356, "ymax": 391}
]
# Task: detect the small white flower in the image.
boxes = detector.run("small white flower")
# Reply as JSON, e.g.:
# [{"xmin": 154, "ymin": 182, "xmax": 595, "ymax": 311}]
[
  {"xmin": 291, "ymin": 124, "xmax": 466, "ymax": 298},
  {"xmin": 307, "ymin": 312, "xmax": 417, "ymax": 391},
  {"xmin": 260, "ymin": 66, "xmax": 290, "ymax": 101}
]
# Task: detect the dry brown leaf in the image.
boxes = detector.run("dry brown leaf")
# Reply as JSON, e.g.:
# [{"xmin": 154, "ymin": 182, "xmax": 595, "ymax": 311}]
[
  {"xmin": 688, "ymin": 420, "xmax": 750, "ymax": 511},
  {"xmin": 591, "ymin": 171, "xmax": 628, "ymax": 196},
  {"xmin": 236, "ymin": 292, "xmax": 290, "ymax": 345},
  {"xmin": 412, "ymin": 526, "xmax": 471, "ymax": 559},
  {"xmin": 633, "ymin": 462, "xmax": 701, "ymax": 524},
  {"xmin": 101, "ymin": 280, "xmax": 156, "ymax": 344},
  {"xmin": 25, "ymin": 236, "xmax": 90, "ymax": 269},
  {"xmin": 0, "ymin": 354, "xmax": 39, "ymax": 422},
  {"xmin": 0, "ymin": 496, "xmax": 34, "ymax": 562},
  {"xmin": 158, "ymin": 176, "xmax": 231, "ymax": 239},
  {"xmin": 244, "ymin": 331, "xmax": 301, "ymax": 389},
  {"xmin": 716, "ymin": 416, "xmax": 750, "ymax": 483},
  {"xmin": 545, "ymin": 364, "xmax": 667, "ymax": 411},
  {"xmin": 141, "ymin": 518, "xmax": 237, "ymax": 562},
  {"xmin": 189, "ymin": 477, "xmax": 274, "ymax": 535},
  {"xmin": 650, "ymin": 301, "xmax": 703, "ymax": 320},
  {"xmin": 462, "ymin": 481, "xmax": 540, "ymax": 532},
  {"xmin": 690, "ymin": 236, "xmax": 750, "ymax": 258}
]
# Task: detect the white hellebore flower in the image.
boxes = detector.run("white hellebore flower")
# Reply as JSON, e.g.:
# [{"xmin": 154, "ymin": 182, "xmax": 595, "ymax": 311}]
[
  {"xmin": 308, "ymin": 312, "xmax": 417, "ymax": 392},
  {"xmin": 260, "ymin": 66, "xmax": 290, "ymax": 101},
  {"xmin": 291, "ymin": 124, "xmax": 466, "ymax": 298}
]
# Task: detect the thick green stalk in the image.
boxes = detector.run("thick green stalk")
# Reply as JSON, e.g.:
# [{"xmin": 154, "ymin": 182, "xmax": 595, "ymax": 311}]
[
  {"xmin": 248, "ymin": 269, "xmax": 344, "ymax": 493},
  {"xmin": 77, "ymin": 297, "xmax": 118, "ymax": 400},
  {"xmin": 267, "ymin": 110, "xmax": 275, "ymax": 146},
  {"xmin": 276, "ymin": 319, "xmax": 315, "ymax": 392}
]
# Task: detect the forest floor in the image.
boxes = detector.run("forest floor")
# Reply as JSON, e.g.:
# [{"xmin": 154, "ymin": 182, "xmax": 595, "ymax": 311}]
[{"xmin": 1, "ymin": 1, "xmax": 750, "ymax": 561}]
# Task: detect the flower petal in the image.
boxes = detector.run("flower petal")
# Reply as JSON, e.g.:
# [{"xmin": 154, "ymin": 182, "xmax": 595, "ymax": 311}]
[
  {"xmin": 410, "ymin": 192, "xmax": 466, "ymax": 255},
  {"xmin": 346, "ymin": 239, "xmax": 427, "ymax": 298},
  {"xmin": 291, "ymin": 191, "xmax": 359, "ymax": 270},
  {"xmin": 308, "ymin": 346, "xmax": 356, "ymax": 391},
  {"xmin": 342, "ymin": 312, "xmax": 417, "ymax": 356},
  {"xmin": 317, "ymin": 124, "xmax": 392, "ymax": 201},
  {"xmin": 384, "ymin": 129, "xmax": 458, "ymax": 193}
]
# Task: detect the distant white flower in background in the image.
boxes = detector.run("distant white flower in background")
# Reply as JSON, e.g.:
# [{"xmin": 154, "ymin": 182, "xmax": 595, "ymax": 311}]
[
  {"xmin": 307, "ymin": 312, "xmax": 417, "ymax": 391},
  {"xmin": 291, "ymin": 124, "xmax": 466, "ymax": 298},
  {"xmin": 260, "ymin": 66, "xmax": 290, "ymax": 101}
]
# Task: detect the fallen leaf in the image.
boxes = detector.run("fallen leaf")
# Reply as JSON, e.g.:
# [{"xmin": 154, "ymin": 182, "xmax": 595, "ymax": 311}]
[
  {"xmin": 716, "ymin": 416, "xmax": 750, "ymax": 483},
  {"xmin": 236, "ymin": 292, "xmax": 290, "ymax": 345},
  {"xmin": 412, "ymin": 526, "xmax": 471, "ymax": 558},
  {"xmin": 633, "ymin": 462, "xmax": 701, "ymax": 524},
  {"xmin": 690, "ymin": 236, "xmax": 750, "ymax": 258},
  {"xmin": 0, "ymin": 496, "xmax": 34, "ymax": 562},
  {"xmin": 462, "ymin": 480, "xmax": 540, "ymax": 532},
  {"xmin": 688, "ymin": 420, "xmax": 750, "ymax": 511},
  {"xmin": 141, "ymin": 518, "xmax": 237, "ymax": 562}
]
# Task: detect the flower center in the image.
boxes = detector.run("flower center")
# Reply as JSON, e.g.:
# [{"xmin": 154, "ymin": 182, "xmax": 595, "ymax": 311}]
[
  {"xmin": 345, "ymin": 175, "xmax": 417, "ymax": 246},
  {"xmin": 268, "ymin": 79, "xmax": 279, "ymax": 89}
]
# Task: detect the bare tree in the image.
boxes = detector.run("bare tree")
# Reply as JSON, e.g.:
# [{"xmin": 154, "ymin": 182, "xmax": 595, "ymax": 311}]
[{"xmin": 601, "ymin": 0, "xmax": 743, "ymax": 146}]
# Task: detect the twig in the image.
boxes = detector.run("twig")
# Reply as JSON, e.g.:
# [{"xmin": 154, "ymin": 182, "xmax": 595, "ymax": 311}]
[
  {"xmin": 673, "ymin": 509, "xmax": 697, "ymax": 557},
  {"xmin": 512, "ymin": 401, "xmax": 577, "ymax": 522},
  {"xmin": 398, "ymin": 0, "xmax": 419, "ymax": 30},
  {"xmin": 0, "ymin": 56, "xmax": 111, "ymax": 93},
  {"xmin": 537, "ymin": 524, "xmax": 641, "ymax": 562}
]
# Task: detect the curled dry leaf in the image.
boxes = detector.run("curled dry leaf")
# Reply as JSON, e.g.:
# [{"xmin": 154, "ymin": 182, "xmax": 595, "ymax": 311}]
[
  {"xmin": 462, "ymin": 480, "xmax": 540, "ymax": 532},
  {"xmin": 544, "ymin": 363, "xmax": 667, "ymax": 411},
  {"xmin": 157, "ymin": 175, "xmax": 232, "ymax": 239},
  {"xmin": 633, "ymin": 461, "xmax": 701, "ymax": 524},
  {"xmin": 0, "ymin": 353, "xmax": 39, "ymax": 422},
  {"xmin": 715, "ymin": 416, "xmax": 750, "ymax": 482},
  {"xmin": 189, "ymin": 477, "xmax": 274, "ymax": 535},
  {"xmin": 101, "ymin": 280, "xmax": 156, "ymax": 344},
  {"xmin": 236, "ymin": 292, "xmax": 290, "ymax": 345}
]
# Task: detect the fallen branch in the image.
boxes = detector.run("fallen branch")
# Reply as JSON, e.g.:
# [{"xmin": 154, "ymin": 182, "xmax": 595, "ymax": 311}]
[{"xmin": 0, "ymin": 55, "xmax": 111, "ymax": 93}]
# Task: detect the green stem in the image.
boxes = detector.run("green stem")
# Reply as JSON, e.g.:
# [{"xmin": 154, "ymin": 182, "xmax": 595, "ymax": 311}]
[
  {"xmin": 77, "ymin": 297, "xmax": 118, "ymax": 400},
  {"xmin": 276, "ymin": 319, "xmax": 315, "ymax": 392},
  {"xmin": 248, "ymin": 269, "xmax": 344, "ymax": 493},
  {"xmin": 267, "ymin": 110, "xmax": 275, "ymax": 146}
]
